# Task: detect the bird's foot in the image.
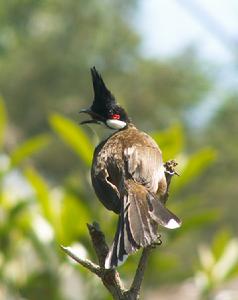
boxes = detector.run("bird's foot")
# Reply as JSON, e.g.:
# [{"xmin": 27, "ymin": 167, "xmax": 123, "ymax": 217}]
[
  {"xmin": 164, "ymin": 159, "xmax": 179, "ymax": 176},
  {"xmin": 150, "ymin": 234, "xmax": 162, "ymax": 249}
]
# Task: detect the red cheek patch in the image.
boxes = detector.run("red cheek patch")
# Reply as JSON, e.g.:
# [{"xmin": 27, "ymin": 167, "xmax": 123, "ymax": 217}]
[{"xmin": 110, "ymin": 114, "xmax": 120, "ymax": 120}]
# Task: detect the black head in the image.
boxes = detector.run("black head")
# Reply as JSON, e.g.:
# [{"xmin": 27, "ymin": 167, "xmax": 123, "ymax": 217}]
[{"xmin": 80, "ymin": 67, "xmax": 130, "ymax": 130}]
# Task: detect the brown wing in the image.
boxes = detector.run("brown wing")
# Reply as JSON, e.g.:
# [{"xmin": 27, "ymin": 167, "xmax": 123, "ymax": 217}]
[
  {"xmin": 124, "ymin": 145, "xmax": 165, "ymax": 193},
  {"xmin": 91, "ymin": 141, "xmax": 122, "ymax": 214}
]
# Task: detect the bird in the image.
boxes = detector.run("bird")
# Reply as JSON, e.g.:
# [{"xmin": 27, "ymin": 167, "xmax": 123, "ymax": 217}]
[{"xmin": 80, "ymin": 67, "xmax": 181, "ymax": 269}]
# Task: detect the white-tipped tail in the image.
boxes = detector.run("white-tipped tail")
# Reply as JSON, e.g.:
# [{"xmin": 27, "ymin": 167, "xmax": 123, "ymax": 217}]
[{"xmin": 165, "ymin": 218, "xmax": 181, "ymax": 229}]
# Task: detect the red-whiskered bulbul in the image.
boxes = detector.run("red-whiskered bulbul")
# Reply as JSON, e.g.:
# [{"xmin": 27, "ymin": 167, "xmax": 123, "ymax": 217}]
[{"xmin": 80, "ymin": 67, "xmax": 181, "ymax": 269}]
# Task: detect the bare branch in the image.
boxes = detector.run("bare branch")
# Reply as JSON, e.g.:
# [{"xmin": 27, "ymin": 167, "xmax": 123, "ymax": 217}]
[
  {"xmin": 87, "ymin": 222, "xmax": 109, "ymax": 267},
  {"xmin": 61, "ymin": 223, "xmax": 155, "ymax": 299},
  {"xmin": 61, "ymin": 160, "xmax": 177, "ymax": 299},
  {"xmin": 128, "ymin": 247, "xmax": 152, "ymax": 298},
  {"xmin": 60, "ymin": 245, "xmax": 101, "ymax": 276},
  {"xmin": 87, "ymin": 223, "xmax": 126, "ymax": 298}
]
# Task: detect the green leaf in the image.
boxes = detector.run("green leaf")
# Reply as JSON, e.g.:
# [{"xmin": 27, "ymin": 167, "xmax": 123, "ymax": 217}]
[
  {"xmin": 10, "ymin": 134, "xmax": 51, "ymax": 167},
  {"xmin": 49, "ymin": 113, "xmax": 93, "ymax": 166},
  {"xmin": 60, "ymin": 194, "xmax": 90, "ymax": 244},
  {"xmin": 171, "ymin": 147, "xmax": 216, "ymax": 193},
  {"xmin": 9, "ymin": 200, "xmax": 32, "ymax": 220},
  {"xmin": 0, "ymin": 95, "xmax": 7, "ymax": 148},
  {"xmin": 24, "ymin": 167, "xmax": 53, "ymax": 223},
  {"xmin": 151, "ymin": 124, "xmax": 184, "ymax": 161},
  {"xmin": 212, "ymin": 229, "xmax": 232, "ymax": 260},
  {"xmin": 212, "ymin": 238, "xmax": 238, "ymax": 283},
  {"xmin": 226, "ymin": 261, "xmax": 238, "ymax": 280}
]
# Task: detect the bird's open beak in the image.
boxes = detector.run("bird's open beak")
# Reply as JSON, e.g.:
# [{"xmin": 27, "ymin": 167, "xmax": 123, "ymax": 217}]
[{"xmin": 79, "ymin": 109, "xmax": 104, "ymax": 125}]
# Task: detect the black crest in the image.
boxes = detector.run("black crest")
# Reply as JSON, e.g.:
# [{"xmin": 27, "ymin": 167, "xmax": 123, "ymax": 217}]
[{"xmin": 90, "ymin": 67, "xmax": 116, "ymax": 117}]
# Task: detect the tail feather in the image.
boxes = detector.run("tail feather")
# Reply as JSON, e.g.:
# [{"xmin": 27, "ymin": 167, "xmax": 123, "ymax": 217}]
[
  {"xmin": 147, "ymin": 192, "xmax": 181, "ymax": 229},
  {"xmin": 124, "ymin": 209, "xmax": 140, "ymax": 252},
  {"xmin": 105, "ymin": 199, "xmax": 132, "ymax": 269},
  {"xmin": 127, "ymin": 188, "xmax": 158, "ymax": 247},
  {"xmin": 105, "ymin": 181, "xmax": 181, "ymax": 269}
]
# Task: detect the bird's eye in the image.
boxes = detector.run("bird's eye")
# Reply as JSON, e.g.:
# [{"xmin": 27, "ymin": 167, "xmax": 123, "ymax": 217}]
[{"xmin": 110, "ymin": 114, "xmax": 120, "ymax": 120}]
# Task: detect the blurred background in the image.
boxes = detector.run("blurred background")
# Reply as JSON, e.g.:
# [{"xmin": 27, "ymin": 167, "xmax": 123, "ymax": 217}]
[{"xmin": 0, "ymin": 0, "xmax": 238, "ymax": 299}]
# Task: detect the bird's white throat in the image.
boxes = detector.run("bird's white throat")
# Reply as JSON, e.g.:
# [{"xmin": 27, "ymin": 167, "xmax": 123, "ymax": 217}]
[
  {"xmin": 88, "ymin": 122, "xmax": 121, "ymax": 145},
  {"xmin": 106, "ymin": 119, "xmax": 127, "ymax": 130}
]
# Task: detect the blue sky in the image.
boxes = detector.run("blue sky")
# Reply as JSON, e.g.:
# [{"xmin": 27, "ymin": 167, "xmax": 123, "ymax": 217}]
[
  {"xmin": 137, "ymin": 0, "xmax": 237, "ymax": 64},
  {"xmin": 136, "ymin": 0, "xmax": 237, "ymax": 128}
]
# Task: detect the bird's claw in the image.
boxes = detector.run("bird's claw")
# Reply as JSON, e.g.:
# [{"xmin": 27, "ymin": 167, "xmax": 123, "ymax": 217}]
[
  {"xmin": 150, "ymin": 234, "xmax": 162, "ymax": 249},
  {"xmin": 164, "ymin": 160, "xmax": 179, "ymax": 176}
]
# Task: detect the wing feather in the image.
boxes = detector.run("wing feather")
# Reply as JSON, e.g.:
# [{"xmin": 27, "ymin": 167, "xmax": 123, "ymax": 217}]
[{"xmin": 124, "ymin": 145, "xmax": 165, "ymax": 193}]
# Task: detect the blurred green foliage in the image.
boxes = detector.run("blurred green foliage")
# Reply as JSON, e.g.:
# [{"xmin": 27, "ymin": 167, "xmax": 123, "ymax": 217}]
[
  {"xmin": 49, "ymin": 113, "xmax": 93, "ymax": 166},
  {"xmin": 10, "ymin": 134, "xmax": 51, "ymax": 167},
  {"xmin": 0, "ymin": 0, "xmax": 212, "ymax": 179},
  {"xmin": 195, "ymin": 229, "xmax": 238, "ymax": 299},
  {"xmin": 0, "ymin": 96, "xmax": 6, "ymax": 147},
  {"xmin": 0, "ymin": 0, "xmax": 237, "ymax": 299},
  {"xmin": 1, "ymin": 93, "xmax": 235, "ymax": 300}
]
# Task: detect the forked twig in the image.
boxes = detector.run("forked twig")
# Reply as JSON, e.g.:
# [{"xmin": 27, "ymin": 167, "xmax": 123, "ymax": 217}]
[{"xmin": 61, "ymin": 160, "xmax": 178, "ymax": 299}]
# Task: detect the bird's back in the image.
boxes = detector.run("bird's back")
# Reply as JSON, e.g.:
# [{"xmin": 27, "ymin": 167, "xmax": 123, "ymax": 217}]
[{"xmin": 91, "ymin": 124, "xmax": 165, "ymax": 214}]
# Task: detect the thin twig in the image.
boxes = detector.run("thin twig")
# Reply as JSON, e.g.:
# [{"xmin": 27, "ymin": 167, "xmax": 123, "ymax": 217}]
[
  {"xmin": 61, "ymin": 224, "xmax": 154, "ymax": 300},
  {"xmin": 87, "ymin": 223, "xmax": 126, "ymax": 299},
  {"xmin": 87, "ymin": 222, "xmax": 109, "ymax": 267},
  {"xmin": 61, "ymin": 160, "xmax": 178, "ymax": 299},
  {"xmin": 60, "ymin": 245, "xmax": 101, "ymax": 276},
  {"xmin": 129, "ymin": 247, "xmax": 152, "ymax": 297}
]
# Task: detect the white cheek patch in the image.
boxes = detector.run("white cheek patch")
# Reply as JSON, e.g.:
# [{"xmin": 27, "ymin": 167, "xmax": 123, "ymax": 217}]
[{"xmin": 106, "ymin": 119, "xmax": 127, "ymax": 129}]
